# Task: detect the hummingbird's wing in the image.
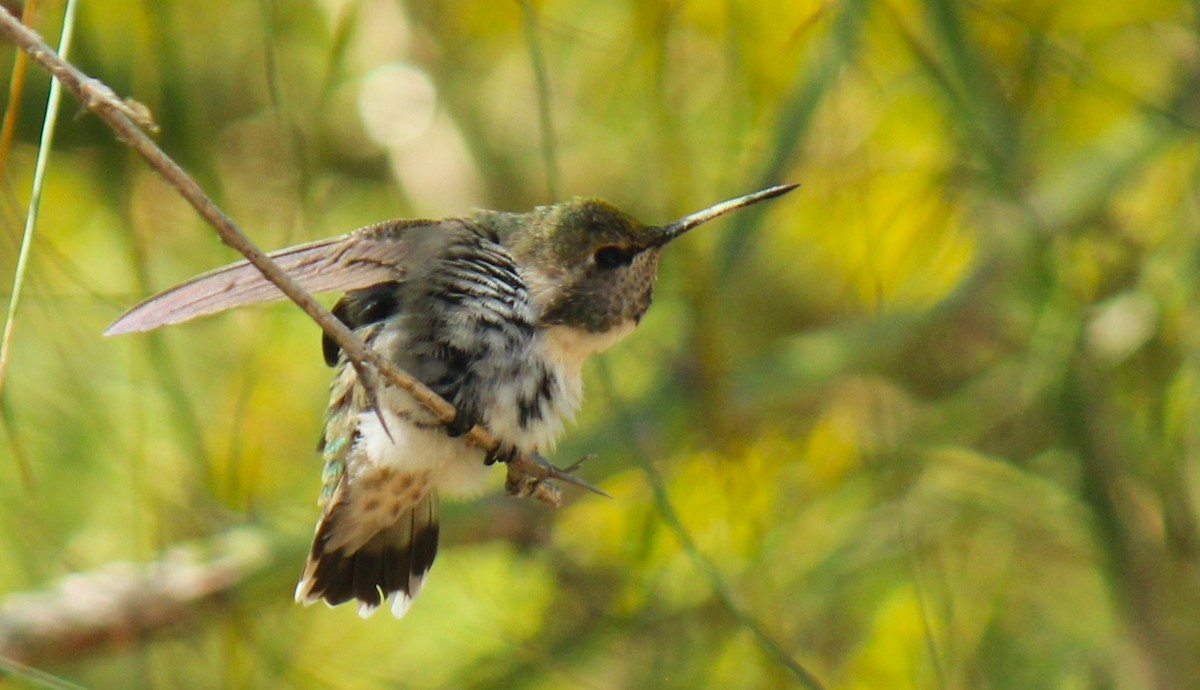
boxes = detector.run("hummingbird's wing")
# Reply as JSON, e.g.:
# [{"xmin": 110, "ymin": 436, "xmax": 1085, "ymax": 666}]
[{"xmin": 105, "ymin": 219, "xmax": 437, "ymax": 335}]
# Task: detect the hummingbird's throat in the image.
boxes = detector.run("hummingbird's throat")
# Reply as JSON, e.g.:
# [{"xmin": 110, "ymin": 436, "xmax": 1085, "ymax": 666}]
[{"xmin": 541, "ymin": 322, "xmax": 636, "ymax": 373}]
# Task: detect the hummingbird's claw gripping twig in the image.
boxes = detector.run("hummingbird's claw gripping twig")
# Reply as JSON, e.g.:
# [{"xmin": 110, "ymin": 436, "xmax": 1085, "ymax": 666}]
[
  {"xmin": 547, "ymin": 454, "xmax": 611, "ymax": 498},
  {"xmin": 353, "ymin": 362, "xmax": 395, "ymax": 443},
  {"xmin": 505, "ymin": 452, "xmax": 611, "ymax": 507}
]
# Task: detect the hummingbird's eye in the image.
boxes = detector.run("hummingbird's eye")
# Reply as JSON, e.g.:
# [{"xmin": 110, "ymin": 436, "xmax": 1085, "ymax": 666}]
[{"xmin": 594, "ymin": 246, "xmax": 636, "ymax": 269}]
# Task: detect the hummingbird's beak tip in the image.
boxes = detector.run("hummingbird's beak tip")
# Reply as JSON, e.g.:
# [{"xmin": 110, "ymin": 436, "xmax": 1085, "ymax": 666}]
[
  {"xmin": 656, "ymin": 182, "xmax": 799, "ymax": 244},
  {"xmin": 753, "ymin": 182, "xmax": 801, "ymax": 202}
]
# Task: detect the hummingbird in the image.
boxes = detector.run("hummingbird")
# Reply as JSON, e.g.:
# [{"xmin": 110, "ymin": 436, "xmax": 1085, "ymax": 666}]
[{"xmin": 106, "ymin": 184, "xmax": 796, "ymax": 618}]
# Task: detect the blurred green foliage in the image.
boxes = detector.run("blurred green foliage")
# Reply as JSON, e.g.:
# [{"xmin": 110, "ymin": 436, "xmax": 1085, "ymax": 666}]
[{"xmin": 1, "ymin": 0, "xmax": 1199, "ymax": 688}]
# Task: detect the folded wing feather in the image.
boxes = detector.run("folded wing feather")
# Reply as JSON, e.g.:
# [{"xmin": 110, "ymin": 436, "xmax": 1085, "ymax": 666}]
[{"xmin": 105, "ymin": 220, "xmax": 432, "ymax": 335}]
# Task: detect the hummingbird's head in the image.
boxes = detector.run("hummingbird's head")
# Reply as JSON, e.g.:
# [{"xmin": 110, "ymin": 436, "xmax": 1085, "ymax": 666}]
[
  {"xmin": 507, "ymin": 198, "xmax": 664, "ymax": 333},
  {"xmin": 503, "ymin": 185, "xmax": 798, "ymax": 335}
]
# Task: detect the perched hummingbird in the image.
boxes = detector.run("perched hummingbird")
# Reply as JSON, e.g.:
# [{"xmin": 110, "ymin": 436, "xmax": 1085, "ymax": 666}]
[{"xmin": 106, "ymin": 184, "xmax": 796, "ymax": 618}]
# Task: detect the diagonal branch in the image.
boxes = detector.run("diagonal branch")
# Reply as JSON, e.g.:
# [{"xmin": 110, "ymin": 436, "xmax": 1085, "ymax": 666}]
[{"xmin": 0, "ymin": 7, "xmax": 588, "ymax": 504}]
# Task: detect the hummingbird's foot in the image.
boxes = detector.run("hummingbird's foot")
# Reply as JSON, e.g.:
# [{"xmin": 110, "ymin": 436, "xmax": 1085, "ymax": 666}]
[
  {"xmin": 504, "ymin": 452, "xmax": 611, "ymax": 507},
  {"xmin": 484, "ymin": 443, "xmax": 518, "ymax": 466},
  {"xmin": 445, "ymin": 409, "xmax": 480, "ymax": 438}
]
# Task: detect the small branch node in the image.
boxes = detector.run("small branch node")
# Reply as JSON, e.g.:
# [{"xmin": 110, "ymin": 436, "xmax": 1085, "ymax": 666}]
[{"xmin": 78, "ymin": 77, "xmax": 157, "ymax": 132}]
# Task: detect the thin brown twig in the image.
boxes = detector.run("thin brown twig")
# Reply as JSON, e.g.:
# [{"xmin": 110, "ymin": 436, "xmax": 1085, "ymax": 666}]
[{"xmin": 0, "ymin": 7, "xmax": 593, "ymax": 504}]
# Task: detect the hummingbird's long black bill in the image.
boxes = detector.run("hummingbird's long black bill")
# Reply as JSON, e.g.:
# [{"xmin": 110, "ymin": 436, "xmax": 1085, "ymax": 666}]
[{"xmin": 654, "ymin": 183, "xmax": 798, "ymax": 245}]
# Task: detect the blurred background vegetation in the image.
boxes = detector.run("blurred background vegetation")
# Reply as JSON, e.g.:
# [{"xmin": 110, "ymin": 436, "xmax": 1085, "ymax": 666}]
[{"xmin": 0, "ymin": 0, "xmax": 1198, "ymax": 688}]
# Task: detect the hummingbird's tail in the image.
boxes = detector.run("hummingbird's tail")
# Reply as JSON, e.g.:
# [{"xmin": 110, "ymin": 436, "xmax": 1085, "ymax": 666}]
[{"xmin": 295, "ymin": 488, "xmax": 440, "ymax": 618}]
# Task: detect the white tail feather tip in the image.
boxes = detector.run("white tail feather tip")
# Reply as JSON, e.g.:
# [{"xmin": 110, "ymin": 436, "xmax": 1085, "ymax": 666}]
[
  {"xmin": 391, "ymin": 592, "xmax": 415, "ymax": 619},
  {"xmin": 294, "ymin": 580, "xmax": 316, "ymax": 605}
]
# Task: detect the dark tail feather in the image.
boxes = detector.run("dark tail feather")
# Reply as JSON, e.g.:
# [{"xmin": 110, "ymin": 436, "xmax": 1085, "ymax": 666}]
[{"xmin": 295, "ymin": 491, "xmax": 440, "ymax": 618}]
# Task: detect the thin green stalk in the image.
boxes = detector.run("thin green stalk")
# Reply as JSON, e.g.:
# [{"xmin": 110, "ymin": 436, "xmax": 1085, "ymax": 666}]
[
  {"xmin": 715, "ymin": 0, "xmax": 868, "ymax": 279},
  {"xmin": 0, "ymin": 0, "xmax": 82, "ymax": 490},
  {"xmin": 0, "ymin": 656, "xmax": 89, "ymax": 690},
  {"xmin": 901, "ymin": 497, "xmax": 950, "ymax": 690},
  {"xmin": 595, "ymin": 359, "xmax": 826, "ymax": 690},
  {"xmin": 520, "ymin": 0, "xmax": 560, "ymax": 199},
  {"xmin": 636, "ymin": 447, "xmax": 826, "ymax": 690},
  {"xmin": 260, "ymin": 0, "xmax": 317, "ymax": 243}
]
